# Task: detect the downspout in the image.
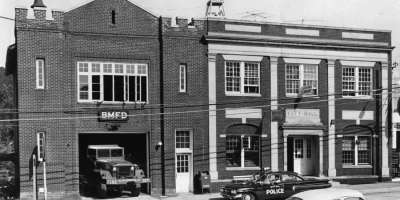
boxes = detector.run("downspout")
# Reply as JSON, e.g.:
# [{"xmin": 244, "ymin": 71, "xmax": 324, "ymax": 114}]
[{"xmin": 158, "ymin": 16, "xmax": 166, "ymax": 196}]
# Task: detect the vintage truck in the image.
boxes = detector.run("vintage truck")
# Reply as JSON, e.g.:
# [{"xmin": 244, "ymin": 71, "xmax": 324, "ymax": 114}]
[{"xmin": 80, "ymin": 145, "xmax": 150, "ymax": 197}]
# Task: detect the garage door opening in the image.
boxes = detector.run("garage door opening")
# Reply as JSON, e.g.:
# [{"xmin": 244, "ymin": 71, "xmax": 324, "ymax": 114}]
[{"xmin": 78, "ymin": 133, "xmax": 149, "ymax": 197}]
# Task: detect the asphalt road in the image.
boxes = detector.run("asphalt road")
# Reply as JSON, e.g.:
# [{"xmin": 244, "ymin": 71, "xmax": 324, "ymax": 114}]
[{"xmin": 81, "ymin": 181, "xmax": 400, "ymax": 200}]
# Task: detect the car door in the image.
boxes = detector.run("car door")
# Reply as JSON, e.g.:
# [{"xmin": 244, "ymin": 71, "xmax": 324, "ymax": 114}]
[
  {"xmin": 280, "ymin": 173, "xmax": 300, "ymax": 198},
  {"xmin": 262, "ymin": 173, "xmax": 285, "ymax": 200}
]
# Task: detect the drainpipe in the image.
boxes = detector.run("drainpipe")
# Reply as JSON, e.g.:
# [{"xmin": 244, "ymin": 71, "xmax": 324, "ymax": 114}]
[{"xmin": 158, "ymin": 16, "xmax": 166, "ymax": 196}]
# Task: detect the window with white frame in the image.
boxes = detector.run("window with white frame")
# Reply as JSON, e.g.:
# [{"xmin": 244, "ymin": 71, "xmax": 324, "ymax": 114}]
[
  {"xmin": 36, "ymin": 59, "xmax": 45, "ymax": 89},
  {"xmin": 226, "ymin": 135, "xmax": 259, "ymax": 168},
  {"xmin": 179, "ymin": 64, "xmax": 186, "ymax": 92},
  {"xmin": 225, "ymin": 61, "xmax": 260, "ymax": 95},
  {"xmin": 285, "ymin": 63, "xmax": 318, "ymax": 96},
  {"xmin": 342, "ymin": 136, "xmax": 371, "ymax": 165},
  {"xmin": 342, "ymin": 66, "xmax": 372, "ymax": 97},
  {"xmin": 77, "ymin": 62, "xmax": 148, "ymax": 103},
  {"xmin": 37, "ymin": 132, "xmax": 46, "ymax": 162},
  {"xmin": 176, "ymin": 130, "xmax": 191, "ymax": 149}
]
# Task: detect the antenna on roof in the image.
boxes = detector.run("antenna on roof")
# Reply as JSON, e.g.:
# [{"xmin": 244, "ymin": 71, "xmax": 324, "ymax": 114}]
[{"xmin": 206, "ymin": 0, "xmax": 225, "ymax": 17}]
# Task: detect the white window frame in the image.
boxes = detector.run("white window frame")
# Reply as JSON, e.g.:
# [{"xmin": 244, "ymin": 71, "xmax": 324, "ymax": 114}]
[
  {"xmin": 179, "ymin": 64, "xmax": 186, "ymax": 93},
  {"xmin": 77, "ymin": 61, "xmax": 148, "ymax": 104},
  {"xmin": 285, "ymin": 63, "xmax": 318, "ymax": 97},
  {"xmin": 226, "ymin": 135, "xmax": 260, "ymax": 170},
  {"xmin": 224, "ymin": 61, "xmax": 261, "ymax": 96},
  {"xmin": 36, "ymin": 59, "xmax": 45, "ymax": 89},
  {"xmin": 342, "ymin": 66, "xmax": 373, "ymax": 98},
  {"xmin": 175, "ymin": 129, "xmax": 192, "ymax": 154},
  {"xmin": 342, "ymin": 135, "xmax": 372, "ymax": 167},
  {"xmin": 36, "ymin": 132, "xmax": 46, "ymax": 162}
]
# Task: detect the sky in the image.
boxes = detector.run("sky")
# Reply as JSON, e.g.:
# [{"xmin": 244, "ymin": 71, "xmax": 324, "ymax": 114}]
[{"xmin": 0, "ymin": 0, "xmax": 399, "ymax": 79}]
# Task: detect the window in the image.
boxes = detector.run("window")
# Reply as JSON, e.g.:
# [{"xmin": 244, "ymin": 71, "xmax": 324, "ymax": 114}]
[
  {"xmin": 179, "ymin": 64, "xmax": 186, "ymax": 92},
  {"xmin": 176, "ymin": 130, "xmax": 190, "ymax": 149},
  {"xmin": 176, "ymin": 154, "xmax": 189, "ymax": 173},
  {"xmin": 226, "ymin": 135, "xmax": 260, "ymax": 168},
  {"xmin": 36, "ymin": 59, "xmax": 45, "ymax": 89},
  {"xmin": 225, "ymin": 61, "xmax": 260, "ymax": 95},
  {"xmin": 342, "ymin": 66, "xmax": 372, "ymax": 97},
  {"xmin": 342, "ymin": 136, "xmax": 371, "ymax": 165},
  {"xmin": 111, "ymin": 10, "xmax": 116, "ymax": 24},
  {"xmin": 285, "ymin": 63, "xmax": 318, "ymax": 96},
  {"xmin": 77, "ymin": 62, "xmax": 148, "ymax": 103},
  {"xmin": 36, "ymin": 132, "xmax": 45, "ymax": 162}
]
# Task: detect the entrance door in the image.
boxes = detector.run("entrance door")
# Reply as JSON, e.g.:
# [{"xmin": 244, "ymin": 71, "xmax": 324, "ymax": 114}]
[
  {"xmin": 176, "ymin": 153, "xmax": 191, "ymax": 193},
  {"xmin": 293, "ymin": 137, "xmax": 315, "ymax": 175}
]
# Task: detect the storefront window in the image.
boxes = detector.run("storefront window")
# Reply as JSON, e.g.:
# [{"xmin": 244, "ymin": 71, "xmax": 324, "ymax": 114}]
[{"xmin": 226, "ymin": 135, "xmax": 260, "ymax": 167}]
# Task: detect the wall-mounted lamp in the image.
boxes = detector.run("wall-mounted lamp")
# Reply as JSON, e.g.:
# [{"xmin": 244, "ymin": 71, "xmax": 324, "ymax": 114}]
[{"xmin": 155, "ymin": 141, "xmax": 163, "ymax": 151}]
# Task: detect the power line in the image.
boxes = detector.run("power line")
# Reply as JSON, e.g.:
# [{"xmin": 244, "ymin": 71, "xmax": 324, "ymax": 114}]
[{"xmin": 0, "ymin": 92, "xmax": 394, "ymax": 122}]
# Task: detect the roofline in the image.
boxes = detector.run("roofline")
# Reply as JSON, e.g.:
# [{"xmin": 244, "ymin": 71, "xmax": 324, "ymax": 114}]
[
  {"xmin": 65, "ymin": 0, "xmax": 160, "ymax": 18},
  {"xmin": 200, "ymin": 17, "xmax": 392, "ymax": 33}
]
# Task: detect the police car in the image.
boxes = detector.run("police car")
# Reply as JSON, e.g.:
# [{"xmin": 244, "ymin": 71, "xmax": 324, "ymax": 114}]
[{"xmin": 220, "ymin": 171, "xmax": 331, "ymax": 200}]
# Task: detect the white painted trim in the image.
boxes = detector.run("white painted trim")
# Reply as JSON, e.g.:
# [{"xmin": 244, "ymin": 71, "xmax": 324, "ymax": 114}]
[
  {"xmin": 381, "ymin": 67, "xmax": 390, "ymax": 176},
  {"xmin": 283, "ymin": 58, "xmax": 321, "ymax": 65},
  {"xmin": 342, "ymin": 110, "xmax": 374, "ymax": 121},
  {"xmin": 286, "ymin": 28, "xmax": 320, "ymax": 37},
  {"xmin": 225, "ymin": 24, "xmax": 261, "ymax": 33},
  {"xmin": 270, "ymin": 57, "xmax": 279, "ymax": 171},
  {"xmin": 209, "ymin": 44, "xmax": 388, "ymax": 63},
  {"xmin": 222, "ymin": 55, "xmax": 263, "ymax": 62},
  {"xmin": 342, "ymin": 32, "xmax": 374, "ymax": 40},
  {"xmin": 319, "ymin": 137, "xmax": 323, "ymax": 176},
  {"xmin": 208, "ymin": 54, "xmax": 218, "ymax": 180},
  {"xmin": 341, "ymin": 60, "xmax": 376, "ymax": 67},
  {"xmin": 225, "ymin": 108, "xmax": 262, "ymax": 119},
  {"xmin": 35, "ymin": 59, "xmax": 45, "ymax": 89},
  {"xmin": 328, "ymin": 60, "xmax": 336, "ymax": 177},
  {"xmin": 208, "ymin": 32, "xmax": 389, "ymax": 47},
  {"xmin": 226, "ymin": 167, "xmax": 260, "ymax": 171},
  {"xmin": 283, "ymin": 129, "xmax": 323, "ymax": 137}
]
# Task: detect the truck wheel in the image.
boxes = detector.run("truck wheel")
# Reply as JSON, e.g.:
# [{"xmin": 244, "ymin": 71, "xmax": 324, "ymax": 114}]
[
  {"xmin": 96, "ymin": 184, "xmax": 107, "ymax": 198},
  {"xmin": 241, "ymin": 193, "xmax": 255, "ymax": 200},
  {"xmin": 130, "ymin": 186, "xmax": 140, "ymax": 197}
]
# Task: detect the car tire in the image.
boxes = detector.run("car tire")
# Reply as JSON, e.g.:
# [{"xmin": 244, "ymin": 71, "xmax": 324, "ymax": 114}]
[
  {"xmin": 241, "ymin": 193, "xmax": 255, "ymax": 200},
  {"xmin": 96, "ymin": 184, "xmax": 107, "ymax": 198},
  {"xmin": 130, "ymin": 186, "xmax": 140, "ymax": 197}
]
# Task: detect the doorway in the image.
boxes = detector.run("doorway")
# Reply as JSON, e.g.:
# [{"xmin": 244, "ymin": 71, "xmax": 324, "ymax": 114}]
[{"xmin": 292, "ymin": 136, "xmax": 316, "ymax": 175}]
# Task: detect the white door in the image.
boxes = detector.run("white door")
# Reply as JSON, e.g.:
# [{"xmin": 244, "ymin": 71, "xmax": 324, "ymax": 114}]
[
  {"xmin": 176, "ymin": 153, "xmax": 191, "ymax": 193},
  {"xmin": 293, "ymin": 137, "xmax": 315, "ymax": 175}
]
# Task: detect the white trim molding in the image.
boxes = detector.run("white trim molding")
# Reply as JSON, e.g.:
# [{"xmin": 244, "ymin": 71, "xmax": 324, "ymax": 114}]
[
  {"xmin": 225, "ymin": 24, "xmax": 261, "ymax": 33},
  {"xmin": 342, "ymin": 32, "xmax": 374, "ymax": 40},
  {"xmin": 208, "ymin": 54, "xmax": 218, "ymax": 180},
  {"xmin": 283, "ymin": 58, "xmax": 321, "ymax": 65},
  {"xmin": 342, "ymin": 110, "xmax": 374, "ymax": 121},
  {"xmin": 286, "ymin": 28, "xmax": 320, "ymax": 37},
  {"xmin": 340, "ymin": 60, "xmax": 376, "ymax": 67},
  {"xmin": 222, "ymin": 55, "xmax": 263, "ymax": 62}
]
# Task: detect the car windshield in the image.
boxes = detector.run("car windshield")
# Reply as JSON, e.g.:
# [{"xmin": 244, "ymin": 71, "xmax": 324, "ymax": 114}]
[
  {"xmin": 97, "ymin": 149, "xmax": 110, "ymax": 158},
  {"xmin": 111, "ymin": 149, "xmax": 123, "ymax": 157}
]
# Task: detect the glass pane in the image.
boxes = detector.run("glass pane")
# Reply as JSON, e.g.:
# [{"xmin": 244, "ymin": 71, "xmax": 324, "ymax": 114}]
[
  {"xmin": 226, "ymin": 136, "xmax": 241, "ymax": 167},
  {"xmin": 111, "ymin": 149, "xmax": 123, "ymax": 157},
  {"xmin": 103, "ymin": 75, "xmax": 113, "ymax": 101},
  {"xmin": 141, "ymin": 76, "xmax": 147, "ymax": 102},
  {"xmin": 114, "ymin": 76, "xmax": 124, "ymax": 101},
  {"xmin": 225, "ymin": 61, "xmax": 241, "ymax": 92},
  {"xmin": 294, "ymin": 139, "xmax": 303, "ymax": 158},
  {"xmin": 92, "ymin": 75, "xmax": 100, "ymax": 100},
  {"xmin": 128, "ymin": 76, "xmax": 136, "ymax": 102},
  {"xmin": 98, "ymin": 149, "xmax": 110, "ymax": 158}
]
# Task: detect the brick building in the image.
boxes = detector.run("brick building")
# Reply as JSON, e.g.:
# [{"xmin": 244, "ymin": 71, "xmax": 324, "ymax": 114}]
[{"xmin": 5, "ymin": 0, "xmax": 394, "ymax": 199}]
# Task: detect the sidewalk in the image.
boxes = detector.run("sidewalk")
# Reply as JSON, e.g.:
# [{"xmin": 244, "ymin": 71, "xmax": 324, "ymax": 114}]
[{"xmin": 335, "ymin": 181, "xmax": 400, "ymax": 195}]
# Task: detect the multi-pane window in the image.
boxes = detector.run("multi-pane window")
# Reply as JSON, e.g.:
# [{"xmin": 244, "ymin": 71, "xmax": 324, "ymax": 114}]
[
  {"xmin": 225, "ymin": 61, "xmax": 260, "ymax": 95},
  {"xmin": 342, "ymin": 66, "xmax": 372, "ymax": 97},
  {"xmin": 294, "ymin": 139, "xmax": 303, "ymax": 158},
  {"xmin": 176, "ymin": 131, "xmax": 190, "ymax": 149},
  {"xmin": 176, "ymin": 154, "xmax": 189, "ymax": 173},
  {"xmin": 285, "ymin": 64, "xmax": 318, "ymax": 96},
  {"xmin": 77, "ymin": 62, "xmax": 148, "ymax": 103},
  {"xmin": 179, "ymin": 64, "xmax": 186, "ymax": 92},
  {"xmin": 342, "ymin": 136, "xmax": 371, "ymax": 165},
  {"xmin": 226, "ymin": 135, "xmax": 260, "ymax": 168},
  {"xmin": 36, "ymin": 59, "xmax": 45, "ymax": 89}
]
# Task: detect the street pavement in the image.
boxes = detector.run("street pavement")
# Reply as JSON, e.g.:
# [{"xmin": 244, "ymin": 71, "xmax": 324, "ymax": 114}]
[{"xmin": 81, "ymin": 181, "xmax": 400, "ymax": 200}]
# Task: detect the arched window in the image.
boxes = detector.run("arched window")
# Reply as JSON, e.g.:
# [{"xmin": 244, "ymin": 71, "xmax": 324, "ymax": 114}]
[
  {"xmin": 225, "ymin": 124, "xmax": 260, "ymax": 168},
  {"xmin": 342, "ymin": 125, "xmax": 372, "ymax": 166}
]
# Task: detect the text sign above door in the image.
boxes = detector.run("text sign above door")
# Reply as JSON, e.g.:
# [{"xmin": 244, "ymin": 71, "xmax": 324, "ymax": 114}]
[
  {"xmin": 98, "ymin": 111, "xmax": 129, "ymax": 122},
  {"xmin": 285, "ymin": 109, "xmax": 321, "ymax": 125}
]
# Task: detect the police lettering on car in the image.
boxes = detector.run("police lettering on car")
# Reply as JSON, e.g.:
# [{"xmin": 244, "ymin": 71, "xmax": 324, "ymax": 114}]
[{"xmin": 266, "ymin": 188, "xmax": 284, "ymax": 195}]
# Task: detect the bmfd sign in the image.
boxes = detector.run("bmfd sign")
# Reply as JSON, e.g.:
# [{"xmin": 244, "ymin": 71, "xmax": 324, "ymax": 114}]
[{"xmin": 98, "ymin": 111, "xmax": 129, "ymax": 122}]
